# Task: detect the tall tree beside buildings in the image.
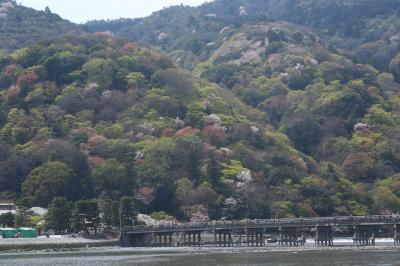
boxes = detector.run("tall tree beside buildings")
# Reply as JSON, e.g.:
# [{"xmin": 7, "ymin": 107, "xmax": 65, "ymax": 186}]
[
  {"xmin": 99, "ymin": 196, "xmax": 120, "ymax": 228},
  {"xmin": 71, "ymin": 200, "xmax": 100, "ymax": 234},
  {"xmin": 0, "ymin": 212, "xmax": 15, "ymax": 228},
  {"xmin": 46, "ymin": 197, "xmax": 72, "ymax": 234},
  {"xmin": 14, "ymin": 197, "xmax": 32, "ymax": 227},
  {"xmin": 119, "ymin": 196, "xmax": 135, "ymax": 227}
]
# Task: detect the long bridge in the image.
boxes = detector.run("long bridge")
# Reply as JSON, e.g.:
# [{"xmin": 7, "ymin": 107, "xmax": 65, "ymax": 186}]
[{"xmin": 121, "ymin": 215, "xmax": 400, "ymax": 247}]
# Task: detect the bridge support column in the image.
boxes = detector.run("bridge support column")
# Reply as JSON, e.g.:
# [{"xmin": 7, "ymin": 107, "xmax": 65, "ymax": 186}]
[
  {"xmin": 121, "ymin": 232, "xmax": 153, "ymax": 247},
  {"xmin": 228, "ymin": 229, "xmax": 242, "ymax": 246},
  {"xmin": 279, "ymin": 227, "xmax": 299, "ymax": 246},
  {"xmin": 315, "ymin": 226, "xmax": 333, "ymax": 246},
  {"xmin": 353, "ymin": 225, "xmax": 375, "ymax": 246},
  {"xmin": 395, "ymin": 225, "xmax": 400, "ymax": 246},
  {"xmin": 246, "ymin": 228, "xmax": 264, "ymax": 247},
  {"xmin": 183, "ymin": 231, "xmax": 203, "ymax": 246},
  {"xmin": 198, "ymin": 232, "xmax": 202, "ymax": 246},
  {"xmin": 233, "ymin": 230, "xmax": 243, "ymax": 246},
  {"xmin": 214, "ymin": 229, "xmax": 233, "ymax": 247},
  {"xmin": 154, "ymin": 232, "xmax": 174, "ymax": 247}
]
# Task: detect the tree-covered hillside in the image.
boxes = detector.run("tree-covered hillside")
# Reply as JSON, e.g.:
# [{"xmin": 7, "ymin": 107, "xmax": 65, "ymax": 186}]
[
  {"xmin": 0, "ymin": 34, "xmax": 337, "ymax": 221},
  {"xmin": 85, "ymin": 0, "xmax": 400, "ymax": 73},
  {"xmin": 2, "ymin": 0, "xmax": 400, "ymax": 228},
  {"xmin": 82, "ymin": 0, "xmax": 400, "ymax": 218},
  {"xmin": 0, "ymin": 0, "xmax": 81, "ymax": 52}
]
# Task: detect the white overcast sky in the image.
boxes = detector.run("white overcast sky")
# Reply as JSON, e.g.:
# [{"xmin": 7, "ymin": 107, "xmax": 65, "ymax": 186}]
[{"xmin": 17, "ymin": 0, "xmax": 210, "ymax": 23}]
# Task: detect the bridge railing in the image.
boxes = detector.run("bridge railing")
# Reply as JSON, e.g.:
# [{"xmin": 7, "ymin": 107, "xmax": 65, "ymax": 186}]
[{"xmin": 124, "ymin": 215, "xmax": 400, "ymax": 233}]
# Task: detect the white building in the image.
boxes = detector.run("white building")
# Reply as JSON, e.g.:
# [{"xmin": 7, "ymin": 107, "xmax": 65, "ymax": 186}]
[{"xmin": 0, "ymin": 203, "xmax": 16, "ymax": 215}]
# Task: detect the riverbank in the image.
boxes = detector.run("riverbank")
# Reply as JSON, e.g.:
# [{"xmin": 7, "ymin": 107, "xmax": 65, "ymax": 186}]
[
  {"xmin": 3, "ymin": 245, "xmax": 400, "ymax": 266},
  {"xmin": 1, "ymin": 237, "xmax": 399, "ymax": 253},
  {"xmin": 0, "ymin": 235, "xmax": 120, "ymax": 252}
]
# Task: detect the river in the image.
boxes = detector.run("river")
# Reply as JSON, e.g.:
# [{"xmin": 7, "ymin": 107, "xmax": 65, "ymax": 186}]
[{"xmin": 2, "ymin": 246, "xmax": 400, "ymax": 266}]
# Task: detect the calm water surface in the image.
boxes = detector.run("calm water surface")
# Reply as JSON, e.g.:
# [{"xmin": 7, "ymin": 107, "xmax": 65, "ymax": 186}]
[{"xmin": 2, "ymin": 247, "xmax": 400, "ymax": 266}]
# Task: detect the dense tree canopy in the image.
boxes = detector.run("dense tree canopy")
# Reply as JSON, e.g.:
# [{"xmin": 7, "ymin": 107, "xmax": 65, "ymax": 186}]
[
  {"xmin": 3, "ymin": 0, "xmax": 400, "ymax": 224},
  {"xmin": 21, "ymin": 162, "xmax": 76, "ymax": 207},
  {"xmin": 46, "ymin": 197, "xmax": 72, "ymax": 233},
  {"xmin": 0, "ymin": 1, "xmax": 81, "ymax": 51}
]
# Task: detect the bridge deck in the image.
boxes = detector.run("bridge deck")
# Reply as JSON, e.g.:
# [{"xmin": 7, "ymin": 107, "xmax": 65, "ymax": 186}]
[{"xmin": 124, "ymin": 215, "xmax": 400, "ymax": 234}]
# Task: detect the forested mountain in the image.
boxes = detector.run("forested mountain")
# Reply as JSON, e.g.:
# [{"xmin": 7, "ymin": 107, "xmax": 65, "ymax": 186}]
[
  {"xmin": 83, "ymin": 0, "xmax": 400, "ymax": 218},
  {"xmin": 0, "ymin": 34, "xmax": 328, "ymax": 221},
  {"xmin": 0, "ymin": 0, "xmax": 81, "ymax": 52},
  {"xmin": 84, "ymin": 0, "xmax": 400, "ymax": 73},
  {"xmin": 2, "ymin": 0, "xmax": 400, "ymax": 228}
]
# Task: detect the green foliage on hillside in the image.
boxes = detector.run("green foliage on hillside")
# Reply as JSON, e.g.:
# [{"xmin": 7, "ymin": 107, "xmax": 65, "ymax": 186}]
[
  {"xmin": 0, "ymin": 1, "xmax": 81, "ymax": 51},
  {"xmin": 85, "ymin": 0, "xmax": 400, "ymax": 73},
  {"xmin": 0, "ymin": 34, "xmax": 333, "ymax": 221},
  {"xmin": 81, "ymin": 0, "xmax": 400, "ymax": 219},
  {"xmin": 3, "ymin": 0, "xmax": 400, "ymax": 225}
]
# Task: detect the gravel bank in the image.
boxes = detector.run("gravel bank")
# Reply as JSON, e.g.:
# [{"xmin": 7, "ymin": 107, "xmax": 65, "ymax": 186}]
[{"xmin": 0, "ymin": 235, "xmax": 120, "ymax": 252}]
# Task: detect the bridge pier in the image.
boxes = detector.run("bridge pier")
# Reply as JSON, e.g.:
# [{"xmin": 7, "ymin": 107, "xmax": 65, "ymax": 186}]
[
  {"xmin": 394, "ymin": 224, "xmax": 400, "ymax": 245},
  {"xmin": 279, "ymin": 227, "xmax": 300, "ymax": 246},
  {"xmin": 353, "ymin": 225, "xmax": 375, "ymax": 246},
  {"xmin": 246, "ymin": 228, "xmax": 265, "ymax": 247},
  {"xmin": 182, "ymin": 231, "xmax": 203, "ymax": 246},
  {"xmin": 154, "ymin": 232, "xmax": 174, "ymax": 247},
  {"xmin": 232, "ymin": 229, "xmax": 244, "ymax": 246},
  {"xmin": 214, "ymin": 229, "xmax": 233, "ymax": 247},
  {"xmin": 315, "ymin": 226, "xmax": 333, "ymax": 246},
  {"xmin": 121, "ymin": 232, "xmax": 153, "ymax": 247}
]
